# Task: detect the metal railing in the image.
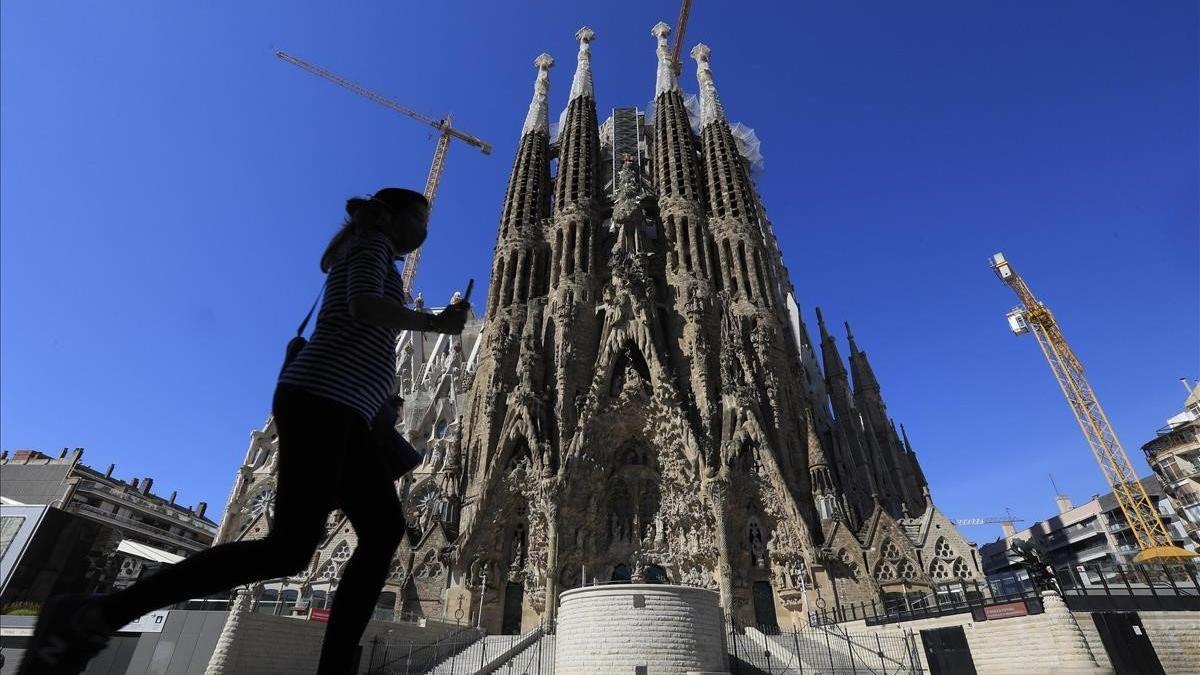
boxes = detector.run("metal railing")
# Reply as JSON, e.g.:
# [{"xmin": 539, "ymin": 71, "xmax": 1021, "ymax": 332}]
[
  {"xmin": 809, "ymin": 562, "xmax": 1200, "ymax": 627},
  {"xmin": 807, "ymin": 580, "xmax": 1020, "ymax": 627},
  {"xmin": 1056, "ymin": 561, "xmax": 1200, "ymax": 612},
  {"xmin": 365, "ymin": 623, "xmax": 550, "ymax": 674},
  {"xmin": 728, "ymin": 618, "xmax": 923, "ymax": 674}
]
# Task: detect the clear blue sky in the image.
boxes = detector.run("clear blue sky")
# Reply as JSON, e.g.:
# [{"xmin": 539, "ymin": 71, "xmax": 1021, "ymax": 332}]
[{"xmin": 3, "ymin": 2, "xmax": 1196, "ymax": 542}]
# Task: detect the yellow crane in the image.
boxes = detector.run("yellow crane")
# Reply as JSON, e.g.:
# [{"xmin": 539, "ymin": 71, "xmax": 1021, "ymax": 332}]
[
  {"xmin": 671, "ymin": 0, "xmax": 694, "ymax": 76},
  {"xmin": 276, "ymin": 51, "xmax": 492, "ymax": 294},
  {"xmin": 990, "ymin": 252, "xmax": 1195, "ymax": 563}
]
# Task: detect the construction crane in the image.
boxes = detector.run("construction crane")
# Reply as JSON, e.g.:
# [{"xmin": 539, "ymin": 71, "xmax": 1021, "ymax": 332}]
[
  {"xmin": 276, "ymin": 51, "xmax": 492, "ymax": 293},
  {"xmin": 671, "ymin": 0, "xmax": 694, "ymax": 75},
  {"xmin": 953, "ymin": 516, "xmax": 1025, "ymax": 527},
  {"xmin": 990, "ymin": 252, "xmax": 1195, "ymax": 563}
]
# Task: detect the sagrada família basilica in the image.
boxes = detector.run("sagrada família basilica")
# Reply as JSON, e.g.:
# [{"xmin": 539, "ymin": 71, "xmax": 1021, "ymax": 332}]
[{"xmin": 214, "ymin": 23, "xmax": 983, "ymax": 635}]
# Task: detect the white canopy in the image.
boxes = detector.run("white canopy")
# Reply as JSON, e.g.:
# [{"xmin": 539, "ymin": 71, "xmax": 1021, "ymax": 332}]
[{"xmin": 117, "ymin": 539, "xmax": 184, "ymax": 565}]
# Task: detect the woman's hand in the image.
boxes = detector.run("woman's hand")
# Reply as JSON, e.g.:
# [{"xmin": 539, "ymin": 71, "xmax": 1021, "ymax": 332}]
[{"xmin": 430, "ymin": 302, "xmax": 470, "ymax": 335}]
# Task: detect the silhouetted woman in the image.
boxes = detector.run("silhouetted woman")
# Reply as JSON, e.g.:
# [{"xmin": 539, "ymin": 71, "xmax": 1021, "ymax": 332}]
[{"xmin": 22, "ymin": 188, "xmax": 469, "ymax": 675}]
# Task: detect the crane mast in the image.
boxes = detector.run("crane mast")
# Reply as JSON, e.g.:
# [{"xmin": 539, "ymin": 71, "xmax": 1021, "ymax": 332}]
[
  {"xmin": 991, "ymin": 252, "xmax": 1194, "ymax": 563},
  {"xmin": 671, "ymin": 0, "xmax": 694, "ymax": 75},
  {"xmin": 276, "ymin": 51, "xmax": 491, "ymax": 294}
]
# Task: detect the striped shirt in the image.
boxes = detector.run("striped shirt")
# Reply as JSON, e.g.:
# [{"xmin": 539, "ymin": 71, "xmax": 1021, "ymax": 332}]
[{"xmin": 279, "ymin": 230, "xmax": 405, "ymax": 422}]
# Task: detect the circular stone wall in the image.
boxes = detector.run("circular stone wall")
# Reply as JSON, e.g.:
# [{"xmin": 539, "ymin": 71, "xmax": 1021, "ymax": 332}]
[{"xmin": 555, "ymin": 584, "xmax": 727, "ymax": 674}]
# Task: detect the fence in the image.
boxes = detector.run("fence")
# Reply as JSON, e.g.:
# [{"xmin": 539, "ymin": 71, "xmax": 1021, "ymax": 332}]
[
  {"xmin": 728, "ymin": 619, "xmax": 923, "ymax": 674},
  {"xmin": 809, "ymin": 561, "xmax": 1200, "ymax": 627},
  {"xmin": 365, "ymin": 624, "xmax": 553, "ymax": 674},
  {"xmin": 807, "ymin": 580, "xmax": 1033, "ymax": 628},
  {"xmin": 1056, "ymin": 561, "xmax": 1200, "ymax": 612}
]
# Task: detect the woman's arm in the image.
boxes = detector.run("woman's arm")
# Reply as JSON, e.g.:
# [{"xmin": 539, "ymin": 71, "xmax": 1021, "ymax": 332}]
[
  {"xmin": 348, "ymin": 295, "xmax": 436, "ymax": 332},
  {"xmin": 342, "ymin": 231, "xmax": 469, "ymax": 334}
]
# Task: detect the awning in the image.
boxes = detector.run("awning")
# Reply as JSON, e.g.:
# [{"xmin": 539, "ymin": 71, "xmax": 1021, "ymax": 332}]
[{"xmin": 117, "ymin": 539, "xmax": 185, "ymax": 565}]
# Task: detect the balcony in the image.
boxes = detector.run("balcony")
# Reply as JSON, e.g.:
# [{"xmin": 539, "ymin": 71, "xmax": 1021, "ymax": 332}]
[
  {"xmin": 1043, "ymin": 524, "xmax": 1103, "ymax": 551},
  {"xmin": 75, "ymin": 480, "xmax": 213, "ymax": 535},
  {"xmin": 72, "ymin": 503, "xmax": 206, "ymax": 553}
]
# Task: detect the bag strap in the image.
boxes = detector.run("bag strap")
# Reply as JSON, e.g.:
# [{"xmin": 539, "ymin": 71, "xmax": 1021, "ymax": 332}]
[{"xmin": 296, "ymin": 281, "xmax": 325, "ymax": 338}]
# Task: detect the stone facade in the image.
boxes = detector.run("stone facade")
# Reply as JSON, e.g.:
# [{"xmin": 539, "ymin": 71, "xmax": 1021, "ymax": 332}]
[{"xmin": 213, "ymin": 22, "xmax": 983, "ymax": 633}]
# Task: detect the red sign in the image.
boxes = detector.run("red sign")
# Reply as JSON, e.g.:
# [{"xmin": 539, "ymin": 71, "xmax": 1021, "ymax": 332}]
[
  {"xmin": 309, "ymin": 608, "xmax": 331, "ymax": 623},
  {"xmin": 982, "ymin": 601, "xmax": 1028, "ymax": 621}
]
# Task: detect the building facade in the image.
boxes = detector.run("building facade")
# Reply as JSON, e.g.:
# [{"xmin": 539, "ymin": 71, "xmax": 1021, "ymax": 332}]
[
  {"xmin": 0, "ymin": 448, "xmax": 215, "ymax": 557},
  {"xmin": 1142, "ymin": 383, "xmax": 1200, "ymax": 547},
  {"xmin": 980, "ymin": 476, "xmax": 1197, "ymax": 584},
  {"xmin": 214, "ymin": 24, "xmax": 983, "ymax": 632}
]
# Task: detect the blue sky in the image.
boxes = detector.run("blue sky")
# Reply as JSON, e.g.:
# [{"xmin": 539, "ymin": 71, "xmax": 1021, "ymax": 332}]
[{"xmin": 2, "ymin": 2, "xmax": 1196, "ymax": 542}]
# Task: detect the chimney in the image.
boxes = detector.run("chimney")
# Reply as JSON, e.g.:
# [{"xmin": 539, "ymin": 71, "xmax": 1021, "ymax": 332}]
[
  {"xmin": 1056, "ymin": 494, "xmax": 1073, "ymax": 514},
  {"xmin": 129, "ymin": 478, "xmax": 139, "ymax": 490},
  {"xmin": 1001, "ymin": 521, "xmax": 1016, "ymax": 538},
  {"xmin": 169, "ymin": 491, "xmax": 177, "ymax": 504},
  {"xmin": 105, "ymin": 464, "xmax": 115, "ymax": 478},
  {"xmin": 196, "ymin": 502, "xmax": 208, "ymax": 518},
  {"xmin": 141, "ymin": 477, "xmax": 153, "ymax": 495}
]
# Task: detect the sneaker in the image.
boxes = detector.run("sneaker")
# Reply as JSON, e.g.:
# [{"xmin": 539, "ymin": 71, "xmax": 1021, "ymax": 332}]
[{"xmin": 17, "ymin": 594, "xmax": 111, "ymax": 675}]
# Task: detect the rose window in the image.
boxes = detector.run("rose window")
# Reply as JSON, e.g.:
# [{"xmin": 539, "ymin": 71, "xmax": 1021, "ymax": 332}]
[
  {"xmin": 934, "ymin": 537, "xmax": 953, "ymax": 559},
  {"xmin": 331, "ymin": 541, "xmax": 351, "ymax": 562},
  {"xmin": 250, "ymin": 489, "xmax": 276, "ymax": 519},
  {"xmin": 952, "ymin": 558, "xmax": 971, "ymax": 579},
  {"xmin": 317, "ymin": 560, "xmax": 337, "ymax": 581},
  {"xmin": 875, "ymin": 563, "xmax": 896, "ymax": 581},
  {"xmin": 930, "ymin": 560, "xmax": 950, "ymax": 580},
  {"xmin": 881, "ymin": 540, "xmax": 902, "ymax": 560},
  {"xmin": 388, "ymin": 559, "xmax": 406, "ymax": 582}
]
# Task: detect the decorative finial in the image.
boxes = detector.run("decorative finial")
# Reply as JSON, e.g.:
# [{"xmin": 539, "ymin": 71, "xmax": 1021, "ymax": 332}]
[
  {"xmin": 652, "ymin": 22, "xmax": 679, "ymax": 96},
  {"xmin": 569, "ymin": 27, "xmax": 596, "ymax": 101},
  {"xmin": 521, "ymin": 53, "xmax": 555, "ymax": 137},
  {"xmin": 845, "ymin": 321, "xmax": 859, "ymax": 353},
  {"xmin": 691, "ymin": 43, "xmax": 726, "ymax": 127},
  {"xmin": 814, "ymin": 306, "xmax": 825, "ymax": 326}
]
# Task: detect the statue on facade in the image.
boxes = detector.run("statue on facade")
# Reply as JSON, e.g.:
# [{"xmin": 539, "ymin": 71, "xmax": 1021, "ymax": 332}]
[{"xmin": 609, "ymin": 157, "xmax": 650, "ymax": 258}]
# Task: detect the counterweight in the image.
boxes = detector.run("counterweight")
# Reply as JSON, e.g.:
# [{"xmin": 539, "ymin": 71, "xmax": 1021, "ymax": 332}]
[{"xmin": 991, "ymin": 253, "xmax": 1194, "ymax": 563}]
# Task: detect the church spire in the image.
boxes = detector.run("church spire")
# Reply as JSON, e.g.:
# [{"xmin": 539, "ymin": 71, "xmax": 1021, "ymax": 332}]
[
  {"xmin": 553, "ymin": 27, "xmax": 601, "ymax": 216},
  {"xmin": 568, "ymin": 26, "xmax": 595, "ymax": 102},
  {"xmin": 520, "ymin": 53, "xmax": 555, "ymax": 137},
  {"xmin": 652, "ymin": 22, "xmax": 679, "ymax": 96},
  {"xmin": 846, "ymin": 322, "xmax": 880, "ymax": 394},
  {"xmin": 690, "ymin": 43, "xmax": 727, "ymax": 128},
  {"xmin": 486, "ymin": 54, "xmax": 554, "ymax": 317},
  {"xmin": 816, "ymin": 308, "xmax": 846, "ymax": 380},
  {"xmin": 651, "ymin": 21, "xmax": 708, "ymax": 272},
  {"xmin": 901, "ymin": 423, "xmax": 929, "ymax": 492}
]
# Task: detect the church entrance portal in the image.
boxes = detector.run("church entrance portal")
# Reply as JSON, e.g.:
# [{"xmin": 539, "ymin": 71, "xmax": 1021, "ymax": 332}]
[
  {"xmin": 502, "ymin": 582, "xmax": 524, "ymax": 635},
  {"xmin": 752, "ymin": 581, "xmax": 779, "ymax": 629}
]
